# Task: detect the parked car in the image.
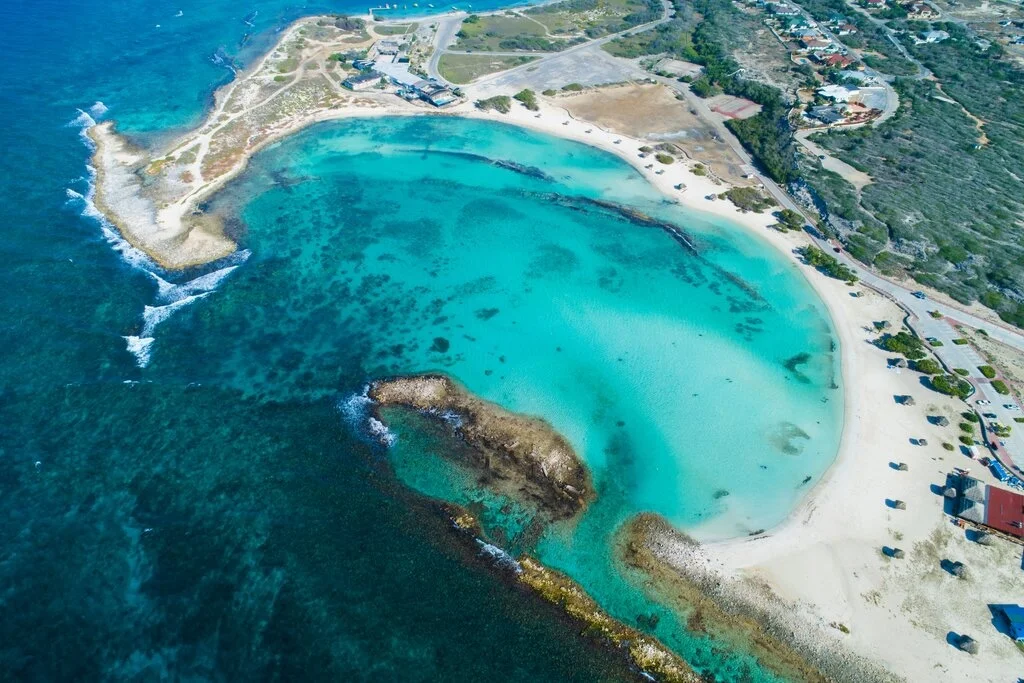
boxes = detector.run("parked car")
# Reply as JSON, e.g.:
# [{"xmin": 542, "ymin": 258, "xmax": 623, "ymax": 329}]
[
  {"xmin": 976, "ymin": 399, "xmax": 991, "ymax": 406},
  {"xmin": 912, "ymin": 291, "xmax": 927, "ymax": 300},
  {"xmin": 1004, "ymin": 404, "xmax": 1020, "ymax": 411}
]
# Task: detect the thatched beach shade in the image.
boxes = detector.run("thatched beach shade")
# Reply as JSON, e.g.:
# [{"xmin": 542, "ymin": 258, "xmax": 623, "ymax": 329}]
[
  {"xmin": 904, "ymin": 396, "xmax": 916, "ymax": 406},
  {"xmin": 943, "ymin": 487, "xmax": 958, "ymax": 498},
  {"xmin": 976, "ymin": 533, "xmax": 994, "ymax": 546},
  {"xmin": 892, "ymin": 548, "xmax": 905, "ymax": 559},
  {"xmin": 894, "ymin": 500, "xmax": 907, "ymax": 510},
  {"xmin": 918, "ymin": 438, "xmax": 928, "ymax": 447},
  {"xmin": 951, "ymin": 561, "xmax": 967, "ymax": 579},
  {"xmin": 958, "ymin": 635, "xmax": 979, "ymax": 654},
  {"xmin": 896, "ymin": 358, "xmax": 908, "ymax": 368},
  {"xmin": 897, "ymin": 462, "xmax": 909, "ymax": 471},
  {"xmin": 936, "ymin": 416, "xmax": 950, "ymax": 427}
]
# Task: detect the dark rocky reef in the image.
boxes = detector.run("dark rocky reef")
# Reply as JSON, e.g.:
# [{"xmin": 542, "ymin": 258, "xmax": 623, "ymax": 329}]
[{"xmin": 369, "ymin": 374, "xmax": 593, "ymax": 520}]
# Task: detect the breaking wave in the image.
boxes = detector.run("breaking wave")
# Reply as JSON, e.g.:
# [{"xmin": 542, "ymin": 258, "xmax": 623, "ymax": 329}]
[
  {"xmin": 141, "ymin": 293, "xmax": 211, "ymax": 337},
  {"xmin": 476, "ymin": 540, "xmax": 523, "ymax": 574},
  {"xmin": 88, "ymin": 101, "xmax": 108, "ymax": 117},
  {"xmin": 123, "ymin": 336, "xmax": 155, "ymax": 368},
  {"xmin": 339, "ymin": 387, "xmax": 397, "ymax": 447}
]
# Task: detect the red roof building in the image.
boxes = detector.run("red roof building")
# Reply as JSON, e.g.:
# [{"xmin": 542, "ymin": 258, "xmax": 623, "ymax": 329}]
[
  {"xmin": 955, "ymin": 476, "xmax": 1024, "ymax": 539},
  {"xmin": 984, "ymin": 485, "xmax": 1024, "ymax": 537}
]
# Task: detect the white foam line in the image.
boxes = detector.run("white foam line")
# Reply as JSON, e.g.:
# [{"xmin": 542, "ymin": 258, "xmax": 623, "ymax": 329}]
[
  {"xmin": 123, "ymin": 336, "xmax": 155, "ymax": 368},
  {"xmin": 141, "ymin": 292, "xmax": 211, "ymax": 337}
]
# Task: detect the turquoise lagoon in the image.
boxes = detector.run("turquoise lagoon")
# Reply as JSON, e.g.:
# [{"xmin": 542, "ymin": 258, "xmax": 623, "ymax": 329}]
[{"xmin": 159, "ymin": 115, "xmax": 842, "ymax": 679}]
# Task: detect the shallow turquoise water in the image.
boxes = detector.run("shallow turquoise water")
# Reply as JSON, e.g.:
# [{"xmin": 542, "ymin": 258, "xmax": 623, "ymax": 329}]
[
  {"xmin": 172, "ymin": 115, "xmax": 841, "ymax": 680},
  {"xmin": 2, "ymin": 0, "xmax": 841, "ymax": 677}
]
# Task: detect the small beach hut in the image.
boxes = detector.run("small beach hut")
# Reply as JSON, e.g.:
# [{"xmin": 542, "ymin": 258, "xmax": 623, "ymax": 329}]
[
  {"xmin": 903, "ymin": 396, "xmax": 916, "ymax": 406},
  {"xmin": 951, "ymin": 561, "xmax": 967, "ymax": 579},
  {"xmin": 918, "ymin": 438, "xmax": 928, "ymax": 447},
  {"xmin": 976, "ymin": 533, "xmax": 993, "ymax": 546},
  {"xmin": 958, "ymin": 634, "xmax": 979, "ymax": 654},
  {"xmin": 894, "ymin": 500, "xmax": 907, "ymax": 510},
  {"xmin": 936, "ymin": 416, "xmax": 950, "ymax": 427},
  {"xmin": 897, "ymin": 462, "xmax": 909, "ymax": 471},
  {"xmin": 892, "ymin": 548, "xmax": 905, "ymax": 559}
]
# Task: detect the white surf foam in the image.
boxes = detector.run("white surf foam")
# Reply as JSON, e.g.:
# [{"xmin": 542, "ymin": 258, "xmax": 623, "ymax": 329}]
[
  {"xmin": 88, "ymin": 101, "xmax": 108, "ymax": 117},
  {"xmin": 476, "ymin": 540, "xmax": 523, "ymax": 574},
  {"xmin": 65, "ymin": 167, "xmax": 159, "ymax": 273},
  {"xmin": 141, "ymin": 293, "xmax": 210, "ymax": 337},
  {"xmin": 123, "ymin": 336, "xmax": 155, "ymax": 368},
  {"xmin": 338, "ymin": 387, "xmax": 398, "ymax": 447},
  {"xmin": 148, "ymin": 250, "xmax": 250, "ymax": 304}
]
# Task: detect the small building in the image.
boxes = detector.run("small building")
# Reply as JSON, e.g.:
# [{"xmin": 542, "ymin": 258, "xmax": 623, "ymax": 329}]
[
  {"xmin": 818, "ymin": 84, "xmax": 860, "ymax": 102},
  {"xmin": 343, "ymin": 71, "xmax": 382, "ymax": 91},
  {"xmin": 864, "ymin": 0, "xmax": 885, "ymax": 7},
  {"xmin": 836, "ymin": 21, "xmax": 858, "ymax": 35},
  {"xmin": 769, "ymin": 3, "xmax": 801, "ymax": 16},
  {"xmin": 375, "ymin": 40, "xmax": 401, "ymax": 55},
  {"xmin": 413, "ymin": 79, "xmax": 456, "ymax": 107},
  {"xmin": 352, "ymin": 58, "xmax": 376, "ymax": 70},
  {"xmin": 920, "ymin": 29, "xmax": 950, "ymax": 43},
  {"xmin": 819, "ymin": 53, "xmax": 855, "ymax": 69},
  {"xmin": 807, "ymin": 105, "xmax": 845, "ymax": 125},
  {"xmin": 801, "ymin": 37, "xmax": 832, "ymax": 51},
  {"xmin": 908, "ymin": 2, "xmax": 939, "ymax": 18},
  {"xmin": 998, "ymin": 605, "xmax": 1024, "ymax": 640}
]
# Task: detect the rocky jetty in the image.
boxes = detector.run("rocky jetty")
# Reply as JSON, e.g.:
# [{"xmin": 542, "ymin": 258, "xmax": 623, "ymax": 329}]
[
  {"xmin": 517, "ymin": 556, "xmax": 703, "ymax": 683},
  {"xmin": 369, "ymin": 374, "xmax": 593, "ymax": 519}
]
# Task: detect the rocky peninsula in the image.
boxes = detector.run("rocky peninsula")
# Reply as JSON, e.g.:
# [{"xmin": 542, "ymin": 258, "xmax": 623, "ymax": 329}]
[{"xmin": 369, "ymin": 374, "xmax": 594, "ymax": 520}]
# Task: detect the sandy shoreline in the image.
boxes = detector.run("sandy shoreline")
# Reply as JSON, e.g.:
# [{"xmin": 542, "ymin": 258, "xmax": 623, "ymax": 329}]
[{"xmin": 86, "ymin": 14, "xmax": 1024, "ymax": 680}]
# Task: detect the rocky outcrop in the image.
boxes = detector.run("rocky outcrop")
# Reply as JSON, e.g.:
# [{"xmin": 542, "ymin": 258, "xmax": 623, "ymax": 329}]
[
  {"xmin": 369, "ymin": 374, "xmax": 593, "ymax": 520},
  {"xmin": 517, "ymin": 556, "xmax": 703, "ymax": 683}
]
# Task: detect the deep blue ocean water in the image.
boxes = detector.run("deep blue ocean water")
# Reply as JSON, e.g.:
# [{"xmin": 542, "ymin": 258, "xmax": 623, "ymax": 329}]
[{"xmin": 1, "ymin": 1, "xmax": 841, "ymax": 680}]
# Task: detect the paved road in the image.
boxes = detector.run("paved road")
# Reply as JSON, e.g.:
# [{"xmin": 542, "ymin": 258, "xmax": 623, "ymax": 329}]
[{"xmin": 426, "ymin": 14, "xmax": 466, "ymax": 85}]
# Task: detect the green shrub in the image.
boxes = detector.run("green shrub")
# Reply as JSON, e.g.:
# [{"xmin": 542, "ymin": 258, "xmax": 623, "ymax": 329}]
[
  {"xmin": 929, "ymin": 310, "xmax": 943, "ymax": 319},
  {"xmin": 513, "ymin": 89, "xmax": 538, "ymax": 111},
  {"xmin": 795, "ymin": 245, "xmax": 858, "ymax": 283},
  {"xmin": 952, "ymin": 338, "xmax": 969, "ymax": 345},
  {"xmin": 991, "ymin": 379, "xmax": 1010, "ymax": 395},
  {"xmin": 959, "ymin": 435, "xmax": 975, "ymax": 446},
  {"xmin": 723, "ymin": 187, "xmax": 774, "ymax": 213},
  {"xmin": 542, "ymin": 89, "xmax": 557, "ymax": 96},
  {"xmin": 978, "ymin": 365, "xmax": 996, "ymax": 379},
  {"xmin": 954, "ymin": 368, "xmax": 969, "ymax": 376},
  {"xmin": 639, "ymin": 145, "xmax": 653, "ymax": 153},
  {"xmin": 655, "ymin": 153, "xmax": 674, "ymax": 165},
  {"xmin": 959, "ymin": 422, "xmax": 975, "ymax": 434},
  {"xmin": 913, "ymin": 358, "xmax": 942, "ymax": 375},
  {"xmin": 1014, "ymin": 417, "xmax": 1024, "ymax": 424},
  {"xmin": 774, "ymin": 208, "xmax": 804, "ymax": 231},
  {"xmin": 474, "ymin": 95, "xmax": 512, "ymax": 113},
  {"xmin": 962, "ymin": 412, "xmax": 979, "ymax": 423},
  {"xmin": 692, "ymin": 163, "xmax": 707, "ymax": 176},
  {"xmin": 878, "ymin": 331, "xmax": 926, "ymax": 360},
  {"xmin": 930, "ymin": 374, "xmax": 973, "ymax": 400},
  {"xmin": 942, "ymin": 442, "xmax": 955, "ymax": 451},
  {"xmin": 561, "ymin": 83, "xmax": 584, "ymax": 92}
]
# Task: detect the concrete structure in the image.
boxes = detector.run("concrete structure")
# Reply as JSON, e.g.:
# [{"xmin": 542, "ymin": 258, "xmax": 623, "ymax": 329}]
[
  {"xmin": 343, "ymin": 71, "xmax": 382, "ymax": 91},
  {"xmin": 375, "ymin": 39, "xmax": 401, "ymax": 55},
  {"xmin": 413, "ymin": 79, "xmax": 456, "ymax": 106}
]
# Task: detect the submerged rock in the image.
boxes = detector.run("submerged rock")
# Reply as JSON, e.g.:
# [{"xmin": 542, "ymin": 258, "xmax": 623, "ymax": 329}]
[{"xmin": 369, "ymin": 374, "xmax": 594, "ymax": 519}]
